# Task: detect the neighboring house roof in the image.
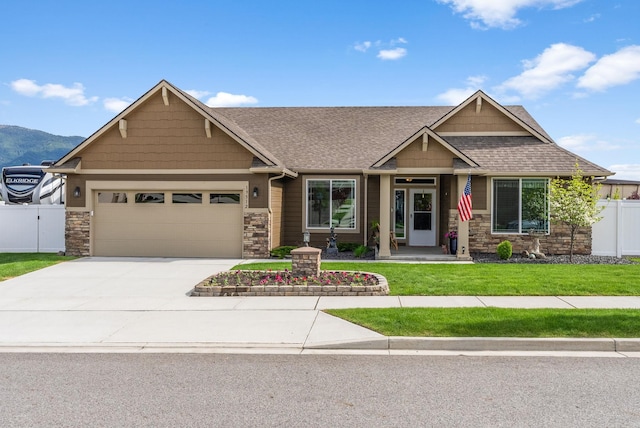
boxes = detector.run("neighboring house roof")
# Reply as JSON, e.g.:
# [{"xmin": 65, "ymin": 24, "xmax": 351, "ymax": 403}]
[{"xmin": 54, "ymin": 80, "xmax": 612, "ymax": 177}]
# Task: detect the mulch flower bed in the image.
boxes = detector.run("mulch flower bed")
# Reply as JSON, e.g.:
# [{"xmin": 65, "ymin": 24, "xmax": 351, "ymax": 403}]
[{"xmin": 191, "ymin": 269, "xmax": 389, "ymax": 297}]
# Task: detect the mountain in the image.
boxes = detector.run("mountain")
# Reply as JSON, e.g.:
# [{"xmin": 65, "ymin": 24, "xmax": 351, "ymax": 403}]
[{"xmin": 0, "ymin": 125, "xmax": 84, "ymax": 169}]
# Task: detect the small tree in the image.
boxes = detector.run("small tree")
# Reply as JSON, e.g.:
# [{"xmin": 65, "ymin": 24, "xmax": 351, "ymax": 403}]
[{"xmin": 549, "ymin": 163, "xmax": 603, "ymax": 262}]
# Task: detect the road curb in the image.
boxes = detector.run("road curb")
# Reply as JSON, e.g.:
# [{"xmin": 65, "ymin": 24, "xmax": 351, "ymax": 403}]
[{"xmin": 304, "ymin": 337, "xmax": 640, "ymax": 352}]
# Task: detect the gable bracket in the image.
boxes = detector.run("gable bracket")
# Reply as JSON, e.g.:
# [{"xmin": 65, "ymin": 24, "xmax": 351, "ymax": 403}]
[
  {"xmin": 422, "ymin": 134, "xmax": 429, "ymax": 152},
  {"xmin": 476, "ymin": 96, "xmax": 482, "ymax": 113},
  {"xmin": 162, "ymin": 87, "xmax": 170, "ymax": 106},
  {"xmin": 205, "ymin": 119, "xmax": 212, "ymax": 138},
  {"xmin": 119, "ymin": 119, "xmax": 127, "ymax": 139}
]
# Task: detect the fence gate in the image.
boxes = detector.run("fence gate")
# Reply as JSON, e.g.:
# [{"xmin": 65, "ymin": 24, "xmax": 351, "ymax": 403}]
[{"xmin": 0, "ymin": 205, "xmax": 65, "ymax": 252}]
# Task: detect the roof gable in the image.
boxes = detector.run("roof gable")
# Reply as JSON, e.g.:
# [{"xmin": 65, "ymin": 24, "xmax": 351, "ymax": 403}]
[
  {"xmin": 55, "ymin": 80, "xmax": 282, "ymax": 169},
  {"xmin": 432, "ymin": 90, "xmax": 554, "ymax": 143}
]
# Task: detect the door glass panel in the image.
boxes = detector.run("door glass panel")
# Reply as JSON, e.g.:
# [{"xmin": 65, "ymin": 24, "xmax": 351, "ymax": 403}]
[
  {"xmin": 394, "ymin": 190, "xmax": 405, "ymax": 238},
  {"xmin": 97, "ymin": 192, "xmax": 128, "ymax": 203},
  {"xmin": 135, "ymin": 193, "xmax": 164, "ymax": 203},
  {"xmin": 414, "ymin": 213, "xmax": 432, "ymax": 230},
  {"xmin": 413, "ymin": 193, "xmax": 432, "ymax": 212},
  {"xmin": 172, "ymin": 193, "xmax": 202, "ymax": 204}
]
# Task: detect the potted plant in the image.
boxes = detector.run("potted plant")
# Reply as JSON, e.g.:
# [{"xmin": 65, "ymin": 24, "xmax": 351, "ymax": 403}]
[{"xmin": 445, "ymin": 230, "xmax": 458, "ymax": 255}]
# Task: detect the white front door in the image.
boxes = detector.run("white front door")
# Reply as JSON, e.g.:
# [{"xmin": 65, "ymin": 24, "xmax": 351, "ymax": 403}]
[{"xmin": 409, "ymin": 189, "xmax": 436, "ymax": 246}]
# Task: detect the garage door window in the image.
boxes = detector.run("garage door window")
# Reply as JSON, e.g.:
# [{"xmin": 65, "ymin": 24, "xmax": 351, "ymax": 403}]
[
  {"xmin": 97, "ymin": 192, "xmax": 128, "ymax": 203},
  {"xmin": 172, "ymin": 193, "xmax": 202, "ymax": 204},
  {"xmin": 210, "ymin": 193, "xmax": 240, "ymax": 204},
  {"xmin": 135, "ymin": 193, "xmax": 164, "ymax": 203}
]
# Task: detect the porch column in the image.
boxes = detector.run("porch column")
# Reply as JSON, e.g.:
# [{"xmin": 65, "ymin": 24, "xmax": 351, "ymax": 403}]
[
  {"xmin": 378, "ymin": 174, "xmax": 391, "ymax": 258},
  {"xmin": 456, "ymin": 174, "xmax": 472, "ymax": 260}
]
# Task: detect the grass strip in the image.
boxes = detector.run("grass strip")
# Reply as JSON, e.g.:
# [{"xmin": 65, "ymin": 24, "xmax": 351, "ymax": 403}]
[
  {"xmin": 0, "ymin": 253, "xmax": 75, "ymax": 281},
  {"xmin": 326, "ymin": 307, "xmax": 640, "ymax": 338},
  {"xmin": 233, "ymin": 262, "xmax": 640, "ymax": 296}
]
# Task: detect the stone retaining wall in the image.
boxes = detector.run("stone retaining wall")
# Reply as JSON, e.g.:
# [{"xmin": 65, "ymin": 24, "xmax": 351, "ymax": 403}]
[{"xmin": 191, "ymin": 272, "xmax": 389, "ymax": 297}]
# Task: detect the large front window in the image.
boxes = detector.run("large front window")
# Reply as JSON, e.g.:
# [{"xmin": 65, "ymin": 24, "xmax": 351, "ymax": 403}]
[
  {"xmin": 492, "ymin": 178, "xmax": 549, "ymax": 233},
  {"xmin": 307, "ymin": 179, "xmax": 356, "ymax": 229}
]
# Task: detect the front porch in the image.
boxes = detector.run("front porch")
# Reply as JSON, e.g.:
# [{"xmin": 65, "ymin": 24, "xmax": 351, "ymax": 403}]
[{"xmin": 381, "ymin": 245, "xmax": 463, "ymax": 262}]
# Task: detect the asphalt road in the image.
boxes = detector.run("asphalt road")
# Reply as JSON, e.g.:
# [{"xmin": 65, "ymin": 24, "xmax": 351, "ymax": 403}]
[{"xmin": 1, "ymin": 353, "xmax": 639, "ymax": 427}]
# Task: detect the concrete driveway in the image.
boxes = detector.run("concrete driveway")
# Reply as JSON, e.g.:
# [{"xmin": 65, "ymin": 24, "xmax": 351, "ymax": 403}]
[{"xmin": 0, "ymin": 257, "xmax": 383, "ymax": 351}]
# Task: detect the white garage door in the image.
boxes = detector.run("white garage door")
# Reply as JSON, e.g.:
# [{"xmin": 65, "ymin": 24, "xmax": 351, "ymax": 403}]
[{"xmin": 93, "ymin": 191, "xmax": 243, "ymax": 257}]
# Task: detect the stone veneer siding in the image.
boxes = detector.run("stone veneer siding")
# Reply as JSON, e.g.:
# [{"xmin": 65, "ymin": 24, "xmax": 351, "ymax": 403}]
[
  {"xmin": 243, "ymin": 210, "xmax": 271, "ymax": 258},
  {"xmin": 65, "ymin": 211, "xmax": 91, "ymax": 256},
  {"xmin": 448, "ymin": 212, "xmax": 592, "ymax": 255}
]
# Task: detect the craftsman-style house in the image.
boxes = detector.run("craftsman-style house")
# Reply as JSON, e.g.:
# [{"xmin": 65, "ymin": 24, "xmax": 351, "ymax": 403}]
[{"xmin": 53, "ymin": 80, "xmax": 611, "ymax": 259}]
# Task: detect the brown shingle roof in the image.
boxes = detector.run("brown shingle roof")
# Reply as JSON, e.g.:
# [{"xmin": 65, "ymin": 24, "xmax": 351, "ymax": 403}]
[{"xmin": 445, "ymin": 136, "xmax": 610, "ymax": 176}]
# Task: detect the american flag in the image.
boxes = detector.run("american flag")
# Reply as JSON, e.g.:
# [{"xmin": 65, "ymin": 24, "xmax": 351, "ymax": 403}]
[{"xmin": 457, "ymin": 174, "xmax": 472, "ymax": 222}]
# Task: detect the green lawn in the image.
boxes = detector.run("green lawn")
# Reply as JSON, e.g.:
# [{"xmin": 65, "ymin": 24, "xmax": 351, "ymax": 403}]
[
  {"xmin": 326, "ymin": 307, "xmax": 640, "ymax": 338},
  {"xmin": 233, "ymin": 261, "xmax": 640, "ymax": 296},
  {"xmin": 0, "ymin": 253, "xmax": 75, "ymax": 281}
]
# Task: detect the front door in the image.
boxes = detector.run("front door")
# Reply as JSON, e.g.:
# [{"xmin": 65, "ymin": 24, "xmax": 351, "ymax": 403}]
[{"xmin": 409, "ymin": 189, "xmax": 436, "ymax": 246}]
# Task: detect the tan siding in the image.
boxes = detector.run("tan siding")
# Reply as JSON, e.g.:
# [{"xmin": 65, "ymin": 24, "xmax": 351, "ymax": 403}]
[
  {"xmin": 396, "ymin": 139, "xmax": 454, "ymax": 168},
  {"xmin": 435, "ymin": 102, "xmax": 526, "ymax": 134},
  {"xmin": 78, "ymin": 92, "xmax": 255, "ymax": 169},
  {"xmin": 472, "ymin": 176, "xmax": 487, "ymax": 210},
  {"xmin": 282, "ymin": 177, "xmax": 303, "ymax": 246},
  {"xmin": 270, "ymin": 181, "xmax": 284, "ymax": 249}
]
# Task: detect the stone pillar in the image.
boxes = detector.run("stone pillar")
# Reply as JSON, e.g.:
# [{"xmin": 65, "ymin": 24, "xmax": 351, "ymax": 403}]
[
  {"xmin": 65, "ymin": 210, "xmax": 90, "ymax": 256},
  {"xmin": 243, "ymin": 209, "xmax": 270, "ymax": 258},
  {"xmin": 291, "ymin": 246, "xmax": 322, "ymax": 277},
  {"xmin": 456, "ymin": 175, "xmax": 473, "ymax": 260}
]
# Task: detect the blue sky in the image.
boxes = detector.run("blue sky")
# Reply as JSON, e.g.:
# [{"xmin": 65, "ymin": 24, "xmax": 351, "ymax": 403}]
[{"xmin": 1, "ymin": 0, "xmax": 639, "ymax": 179}]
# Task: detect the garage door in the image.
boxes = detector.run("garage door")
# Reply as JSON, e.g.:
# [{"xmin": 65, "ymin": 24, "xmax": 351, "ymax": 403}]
[{"xmin": 93, "ymin": 191, "xmax": 243, "ymax": 257}]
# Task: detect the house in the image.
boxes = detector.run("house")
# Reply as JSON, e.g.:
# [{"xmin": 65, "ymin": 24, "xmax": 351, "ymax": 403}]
[
  {"xmin": 597, "ymin": 178, "xmax": 640, "ymax": 200},
  {"xmin": 52, "ymin": 80, "xmax": 612, "ymax": 259}
]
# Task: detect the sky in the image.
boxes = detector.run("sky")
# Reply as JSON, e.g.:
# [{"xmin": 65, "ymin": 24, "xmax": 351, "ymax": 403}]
[{"xmin": 1, "ymin": 0, "xmax": 639, "ymax": 179}]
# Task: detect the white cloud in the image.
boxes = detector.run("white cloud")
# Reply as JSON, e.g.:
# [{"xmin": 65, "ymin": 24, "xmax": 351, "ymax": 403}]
[
  {"xmin": 636, "ymin": 118, "xmax": 640, "ymax": 125},
  {"xmin": 557, "ymin": 134, "xmax": 620, "ymax": 152},
  {"xmin": 377, "ymin": 47, "xmax": 407, "ymax": 60},
  {"xmin": 436, "ymin": 75, "xmax": 487, "ymax": 104},
  {"xmin": 10, "ymin": 79, "xmax": 98, "ymax": 106},
  {"xmin": 577, "ymin": 45, "xmax": 640, "ymax": 91},
  {"xmin": 437, "ymin": 0, "xmax": 583, "ymax": 30},
  {"xmin": 354, "ymin": 41, "xmax": 372, "ymax": 52},
  {"xmin": 103, "ymin": 97, "xmax": 133, "ymax": 113},
  {"xmin": 391, "ymin": 37, "xmax": 408, "ymax": 45},
  {"xmin": 184, "ymin": 89, "xmax": 211, "ymax": 99},
  {"xmin": 607, "ymin": 164, "xmax": 640, "ymax": 181},
  {"xmin": 498, "ymin": 43, "xmax": 595, "ymax": 99},
  {"xmin": 205, "ymin": 92, "xmax": 258, "ymax": 107}
]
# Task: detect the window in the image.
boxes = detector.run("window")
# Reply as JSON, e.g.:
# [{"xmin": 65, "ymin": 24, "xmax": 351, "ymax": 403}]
[
  {"xmin": 210, "ymin": 193, "xmax": 240, "ymax": 204},
  {"xmin": 97, "ymin": 192, "xmax": 127, "ymax": 203},
  {"xmin": 492, "ymin": 179, "xmax": 549, "ymax": 233},
  {"xmin": 135, "ymin": 193, "xmax": 164, "ymax": 203},
  {"xmin": 172, "ymin": 193, "xmax": 202, "ymax": 204},
  {"xmin": 307, "ymin": 179, "xmax": 356, "ymax": 229}
]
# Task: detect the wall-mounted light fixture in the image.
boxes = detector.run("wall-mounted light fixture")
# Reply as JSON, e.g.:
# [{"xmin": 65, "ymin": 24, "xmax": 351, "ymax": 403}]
[
  {"xmin": 303, "ymin": 230, "xmax": 310, "ymax": 247},
  {"xmin": 73, "ymin": 186, "xmax": 81, "ymax": 198},
  {"xmin": 252, "ymin": 187, "xmax": 259, "ymax": 198}
]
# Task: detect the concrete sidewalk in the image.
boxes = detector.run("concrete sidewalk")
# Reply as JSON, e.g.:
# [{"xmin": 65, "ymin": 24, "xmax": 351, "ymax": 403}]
[{"xmin": 0, "ymin": 257, "xmax": 639, "ymax": 355}]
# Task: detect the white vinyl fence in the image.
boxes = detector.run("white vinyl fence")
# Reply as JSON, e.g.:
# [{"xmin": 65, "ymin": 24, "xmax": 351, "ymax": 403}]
[
  {"xmin": 0, "ymin": 204, "xmax": 65, "ymax": 253},
  {"xmin": 592, "ymin": 200, "xmax": 640, "ymax": 257}
]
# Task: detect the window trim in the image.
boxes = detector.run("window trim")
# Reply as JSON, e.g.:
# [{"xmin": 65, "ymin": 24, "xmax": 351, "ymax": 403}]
[
  {"xmin": 491, "ymin": 177, "xmax": 550, "ymax": 235},
  {"xmin": 304, "ymin": 177, "xmax": 359, "ymax": 232}
]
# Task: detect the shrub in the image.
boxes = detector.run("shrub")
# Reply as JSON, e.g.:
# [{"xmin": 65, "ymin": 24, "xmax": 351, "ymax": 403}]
[
  {"xmin": 497, "ymin": 240, "xmax": 512, "ymax": 260},
  {"xmin": 337, "ymin": 242, "xmax": 360, "ymax": 252},
  {"xmin": 353, "ymin": 245, "xmax": 370, "ymax": 258},
  {"xmin": 270, "ymin": 246, "xmax": 297, "ymax": 259}
]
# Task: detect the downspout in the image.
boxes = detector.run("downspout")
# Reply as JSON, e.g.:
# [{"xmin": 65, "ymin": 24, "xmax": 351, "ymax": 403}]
[{"xmin": 363, "ymin": 174, "xmax": 368, "ymax": 246}]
